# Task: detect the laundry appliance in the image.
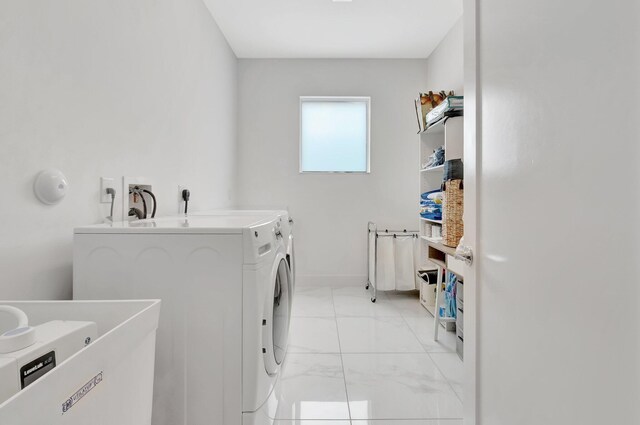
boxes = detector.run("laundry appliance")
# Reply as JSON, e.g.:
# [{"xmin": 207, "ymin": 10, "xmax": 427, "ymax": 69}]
[
  {"xmin": 0, "ymin": 305, "xmax": 97, "ymax": 404},
  {"xmin": 191, "ymin": 210, "xmax": 295, "ymax": 291},
  {"xmin": 0, "ymin": 300, "xmax": 160, "ymax": 425},
  {"xmin": 73, "ymin": 215, "xmax": 292, "ymax": 425}
]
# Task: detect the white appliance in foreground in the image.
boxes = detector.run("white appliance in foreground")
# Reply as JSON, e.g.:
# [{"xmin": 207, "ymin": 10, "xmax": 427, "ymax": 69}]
[
  {"xmin": 190, "ymin": 209, "xmax": 295, "ymax": 291},
  {"xmin": 0, "ymin": 310, "xmax": 97, "ymax": 404},
  {"xmin": 73, "ymin": 215, "xmax": 293, "ymax": 425},
  {"xmin": 0, "ymin": 300, "xmax": 160, "ymax": 425}
]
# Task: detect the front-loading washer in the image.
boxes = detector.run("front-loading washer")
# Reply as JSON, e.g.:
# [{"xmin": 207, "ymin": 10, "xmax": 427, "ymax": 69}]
[
  {"xmin": 73, "ymin": 215, "xmax": 291, "ymax": 425},
  {"xmin": 190, "ymin": 209, "xmax": 296, "ymax": 292}
]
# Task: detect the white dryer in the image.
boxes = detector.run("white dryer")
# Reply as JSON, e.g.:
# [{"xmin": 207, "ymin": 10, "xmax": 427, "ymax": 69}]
[
  {"xmin": 191, "ymin": 210, "xmax": 295, "ymax": 291},
  {"xmin": 73, "ymin": 215, "xmax": 292, "ymax": 425}
]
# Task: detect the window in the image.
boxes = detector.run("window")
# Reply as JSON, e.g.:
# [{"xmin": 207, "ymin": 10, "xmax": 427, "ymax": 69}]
[{"xmin": 299, "ymin": 97, "xmax": 370, "ymax": 173}]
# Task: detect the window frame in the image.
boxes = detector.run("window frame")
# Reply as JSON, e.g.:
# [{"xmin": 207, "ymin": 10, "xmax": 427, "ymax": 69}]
[{"xmin": 299, "ymin": 96, "xmax": 371, "ymax": 174}]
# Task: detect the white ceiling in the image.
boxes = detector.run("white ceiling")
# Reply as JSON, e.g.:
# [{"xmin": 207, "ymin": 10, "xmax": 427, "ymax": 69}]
[{"xmin": 201, "ymin": 0, "xmax": 463, "ymax": 59}]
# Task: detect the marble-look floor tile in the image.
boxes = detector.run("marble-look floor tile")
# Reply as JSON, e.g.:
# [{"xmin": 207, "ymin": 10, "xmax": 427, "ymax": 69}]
[
  {"xmin": 288, "ymin": 317, "xmax": 341, "ymax": 353},
  {"xmin": 384, "ymin": 293, "xmax": 433, "ymax": 317},
  {"xmin": 401, "ymin": 315, "xmax": 458, "ymax": 353},
  {"xmin": 292, "ymin": 287, "xmax": 336, "ymax": 317},
  {"xmin": 429, "ymin": 353, "xmax": 464, "ymax": 401},
  {"xmin": 337, "ymin": 317, "xmax": 424, "ymax": 353},
  {"xmin": 333, "ymin": 289, "xmax": 401, "ymax": 318},
  {"xmin": 351, "ymin": 420, "xmax": 462, "ymax": 425},
  {"xmin": 273, "ymin": 354, "xmax": 350, "ymax": 420},
  {"xmin": 274, "ymin": 421, "xmax": 351, "ymax": 425},
  {"xmin": 342, "ymin": 354, "xmax": 463, "ymax": 420},
  {"xmin": 334, "ymin": 285, "xmax": 389, "ymax": 299}
]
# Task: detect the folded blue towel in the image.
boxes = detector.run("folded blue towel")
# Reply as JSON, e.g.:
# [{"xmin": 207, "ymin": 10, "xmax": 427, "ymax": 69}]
[
  {"xmin": 421, "ymin": 189, "xmax": 442, "ymax": 200},
  {"xmin": 420, "ymin": 209, "xmax": 442, "ymax": 220},
  {"xmin": 421, "ymin": 199, "xmax": 442, "ymax": 207}
]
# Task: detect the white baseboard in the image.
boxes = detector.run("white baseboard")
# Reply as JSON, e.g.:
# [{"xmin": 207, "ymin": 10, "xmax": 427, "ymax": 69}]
[{"xmin": 296, "ymin": 274, "xmax": 367, "ymax": 288}]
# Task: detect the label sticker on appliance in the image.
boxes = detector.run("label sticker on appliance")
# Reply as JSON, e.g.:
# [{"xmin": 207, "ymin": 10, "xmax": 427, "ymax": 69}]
[
  {"xmin": 20, "ymin": 351, "xmax": 56, "ymax": 389},
  {"xmin": 61, "ymin": 372, "xmax": 103, "ymax": 414}
]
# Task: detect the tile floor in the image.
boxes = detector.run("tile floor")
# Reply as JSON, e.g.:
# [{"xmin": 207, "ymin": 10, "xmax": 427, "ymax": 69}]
[{"xmin": 271, "ymin": 285, "xmax": 464, "ymax": 424}]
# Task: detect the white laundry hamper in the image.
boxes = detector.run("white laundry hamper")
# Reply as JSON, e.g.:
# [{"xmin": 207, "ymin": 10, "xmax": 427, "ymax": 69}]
[
  {"xmin": 367, "ymin": 222, "xmax": 419, "ymax": 301},
  {"xmin": 0, "ymin": 300, "xmax": 160, "ymax": 425}
]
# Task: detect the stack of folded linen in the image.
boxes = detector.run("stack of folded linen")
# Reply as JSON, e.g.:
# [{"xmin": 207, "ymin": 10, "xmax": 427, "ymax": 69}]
[
  {"xmin": 422, "ymin": 146, "xmax": 445, "ymax": 170},
  {"xmin": 426, "ymin": 96, "xmax": 464, "ymax": 127},
  {"xmin": 420, "ymin": 189, "xmax": 443, "ymax": 221}
]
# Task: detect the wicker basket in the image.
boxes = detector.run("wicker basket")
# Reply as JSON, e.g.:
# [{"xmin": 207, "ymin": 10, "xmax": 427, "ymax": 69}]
[{"xmin": 442, "ymin": 179, "xmax": 464, "ymax": 247}]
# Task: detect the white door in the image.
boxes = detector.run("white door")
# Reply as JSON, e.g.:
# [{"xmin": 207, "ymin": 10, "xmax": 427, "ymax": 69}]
[
  {"xmin": 466, "ymin": 0, "xmax": 640, "ymax": 424},
  {"xmin": 462, "ymin": 1, "xmax": 478, "ymax": 423}
]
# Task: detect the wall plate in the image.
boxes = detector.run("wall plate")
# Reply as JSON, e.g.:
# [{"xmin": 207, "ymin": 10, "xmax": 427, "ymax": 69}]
[
  {"xmin": 122, "ymin": 176, "xmax": 151, "ymax": 220},
  {"xmin": 100, "ymin": 177, "xmax": 115, "ymax": 204}
]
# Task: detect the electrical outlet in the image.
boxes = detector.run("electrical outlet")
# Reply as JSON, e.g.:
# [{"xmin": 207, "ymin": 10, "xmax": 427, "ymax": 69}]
[{"xmin": 100, "ymin": 177, "xmax": 115, "ymax": 203}]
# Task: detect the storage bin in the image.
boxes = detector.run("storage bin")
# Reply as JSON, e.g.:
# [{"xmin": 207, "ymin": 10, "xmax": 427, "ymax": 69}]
[
  {"xmin": 442, "ymin": 179, "xmax": 464, "ymax": 247},
  {"xmin": 418, "ymin": 270, "xmax": 438, "ymax": 307},
  {"xmin": 443, "ymin": 158, "xmax": 463, "ymax": 181},
  {"xmin": 0, "ymin": 300, "xmax": 160, "ymax": 425},
  {"xmin": 420, "ymin": 280, "xmax": 437, "ymax": 307}
]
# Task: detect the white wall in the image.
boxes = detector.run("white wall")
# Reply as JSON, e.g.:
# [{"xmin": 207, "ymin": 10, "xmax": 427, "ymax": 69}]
[
  {"xmin": 237, "ymin": 59, "xmax": 427, "ymax": 285},
  {"xmin": 426, "ymin": 17, "xmax": 464, "ymax": 93},
  {"xmin": 474, "ymin": 0, "xmax": 640, "ymax": 424},
  {"xmin": 0, "ymin": 0, "xmax": 238, "ymax": 300}
]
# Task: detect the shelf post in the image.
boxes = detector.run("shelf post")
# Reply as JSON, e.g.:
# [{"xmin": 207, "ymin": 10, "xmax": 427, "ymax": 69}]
[{"xmin": 433, "ymin": 265, "xmax": 443, "ymax": 341}]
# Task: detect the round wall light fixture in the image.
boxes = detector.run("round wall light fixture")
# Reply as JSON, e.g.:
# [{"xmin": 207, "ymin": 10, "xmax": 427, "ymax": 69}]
[{"xmin": 34, "ymin": 168, "xmax": 68, "ymax": 205}]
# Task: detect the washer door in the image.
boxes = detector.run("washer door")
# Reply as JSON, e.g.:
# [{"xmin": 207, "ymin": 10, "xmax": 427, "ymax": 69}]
[
  {"xmin": 286, "ymin": 234, "xmax": 295, "ymax": 292},
  {"xmin": 263, "ymin": 256, "xmax": 291, "ymax": 375}
]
